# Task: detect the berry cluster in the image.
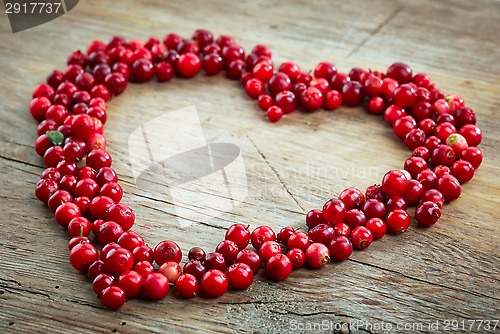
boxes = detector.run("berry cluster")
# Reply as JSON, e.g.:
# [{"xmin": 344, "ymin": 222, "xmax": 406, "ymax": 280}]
[{"xmin": 30, "ymin": 29, "xmax": 484, "ymax": 310}]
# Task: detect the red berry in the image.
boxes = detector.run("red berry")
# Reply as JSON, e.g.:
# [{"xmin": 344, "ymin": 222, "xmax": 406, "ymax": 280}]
[
  {"xmin": 305, "ymin": 243, "xmax": 330, "ymax": 268},
  {"xmin": 204, "ymin": 252, "xmax": 227, "ymax": 272},
  {"xmin": 322, "ymin": 198, "xmax": 347, "ymax": 224},
  {"xmin": 286, "ymin": 248, "xmax": 306, "ymax": 269},
  {"xmin": 458, "ymin": 124, "xmax": 482, "ymax": 147},
  {"xmin": 131, "ymin": 244, "xmax": 154, "ymax": 264},
  {"xmin": 234, "ymin": 249, "xmax": 261, "ymax": 273},
  {"xmin": 341, "ymin": 81, "xmax": 364, "ymax": 107},
  {"xmin": 436, "ymin": 174, "xmax": 461, "ymax": 202},
  {"xmin": 216, "ymin": 240, "xmax": 239, "ymax": 265},
  {"xmin": 305, "ymin": 209, "xmax": 328, "ymax": 229},
  {"xmin": 338, "ymin": 187, "xmax": 366, "ymax": 210},
  {"xmin": 287, "ymin": 232, "xmax": 310, "ymax": 251},
  {"xmin": 351, "ymin": 226, "xmax": 373, "ymax": 250},
  {"xmin": 259, "ymin": 240, "xmax": 282, "ymax": 263},
  {"xmin": 415, "ymin": 201, "xmax": 442, "ymax": 227},
  {"xmin": 117, "ymin": 270, "xmax": 144, "ymax": 298},
  {"xmin": 277, "ymin": 226, "xmax": 296, "ymax": 245},
  {"xmin": 266, "ymin": 254, "xmax": 292, "ymax": 281},
  {"xmin": 385, "ymin": 209, "xmax": 411, "ymax": 234},
  {"xmin": 245, "ymin": 78, "xmax": 265, "ymax": 99},
  {"xmin": 200, "ymin": 269, "xmax": 228, "ymax": 298},
  {"xmin": 188, "ymin": 247, "xmax": 206, "ymax": 262},
  {"xmin": 275, "ymin": 90, "xmax": 298, "ymax": 114},
  {"xmin": 183, "ymin": 260, "xmax": 206, "ymax": 281},
  {"xmin": 143, "ymin": 273, "xmax": 170, "ymax": 300},
  {"xmin": 55, "ymin": 202, "xmax": 81, "ymax": 227},
  {"xmin": 333, "ymin": 222, "xmax": 351, "ymax": 237},
  {"xmin": 386, "ymin": 62, "xmax": 412, "ymax": 84},
  {"xmin": 104, "ymin": 247, "xmax": 134, "ymax": 276},
  {"xmin": 69, "ymin": 242, "xmax": 98, "ymax": 273},
  {"xmin": 250, "ymin": 226, "xmax": 276, "ymax": 250},
  {"xmin": 257, "ymin": 94, "xmax": 273, "ymax": 111},
  {"xmin": 381, "ymin": 170, "xmax": 408, "ymax": 197},
  {"xmin": 300, "ymin": 87, "xmax": 323, "ymax": 112},
  {"xmin": 100, "ymin": 286, "xmax": 126, "ymax": 310},
  {"xmin": 154, "ymin": 240, "xmax": 182, "ymax": 266},
  {"xmin": 328, "ymin": 236, "xmax": 353, "ymax": 261},
  {"xmin": 175, "ymin": 273, "xmax": 199, "ymax": 298},
  {"xmin": 158, "ymin": 261, "xmax": 182, "ymax": 284},
  {"xmin": 267, "ymin": 106, "xmax": 283, "ymax": 122},
  {"xmin": 227, "ymin": 263, "xmax": 254, "ymax": 289},
  {"xmin": 365, "ymin": 218, "xmax": 387, "ymax": 240}
]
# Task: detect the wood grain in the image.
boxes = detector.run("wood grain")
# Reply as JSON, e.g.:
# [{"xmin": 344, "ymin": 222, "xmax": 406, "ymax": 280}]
[{"xmin": 0, "ymin": 0, "xmax": 499, "ymax": 333}]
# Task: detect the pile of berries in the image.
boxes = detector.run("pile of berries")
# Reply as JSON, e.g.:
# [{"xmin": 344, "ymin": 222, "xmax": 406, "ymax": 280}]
[{"xmin": 30, "ymin": 29, "xmax": 483, "ymax": 310}]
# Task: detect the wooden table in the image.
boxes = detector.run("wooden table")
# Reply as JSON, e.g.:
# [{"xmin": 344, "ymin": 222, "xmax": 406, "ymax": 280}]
[{"xmin": 0, "ymin": 0, "xmax": 499, "ymax": 333}]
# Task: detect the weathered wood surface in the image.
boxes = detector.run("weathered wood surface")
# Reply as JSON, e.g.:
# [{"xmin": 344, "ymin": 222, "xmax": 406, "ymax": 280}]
[{"xmin": 0, "ymin": 0, "xmax": 499, "ymax": 333}]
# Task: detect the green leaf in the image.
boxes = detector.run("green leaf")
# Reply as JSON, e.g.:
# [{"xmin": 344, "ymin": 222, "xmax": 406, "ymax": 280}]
[{"xmin": 46, "ymin": 130, "xmax": 64, "ymax": 146}]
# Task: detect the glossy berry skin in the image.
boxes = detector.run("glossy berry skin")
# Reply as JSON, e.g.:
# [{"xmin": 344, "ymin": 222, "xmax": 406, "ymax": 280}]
[
  {"xmin": 215, "ymin": 240, "xmax": 239, "ymax": 265},
  {"xmin": 341, "ymin": 81, "xmax": 364, "ymax": 107},
  {"xmin": 308, "ymin": 223, "xmax": 335, "ymax": 245},
  {"xmin": 351, "ymin": 226, "xmax": 373, "ymax": 250},
  {"xmin": 305, "ymin": 243, "xmax": 330, "ymax": 268},
  {"xmin": 183, "ymin": 260, "xmax": 206, "ymax": 281},
  {"xmin": 200, "ymin": 269, "xmax": 229, "ymax": 298},
  {"xmin": 322, "ymin": 198, "xmax": 347, "ymax": 224},
  {"xmin": 106, "ymin": 204, "xmax": 135, "ymax": 231},
  {"xmin": 339, "ymin": 187, "xmax": 366, "ymax": 210},
  {"xmin": 386, "ymin": 62, "xmax": 412, "ymax": 84},
  {"xmin": 175, "ymin": 273, "xmax": 199, "ymax": 298},
  {"xmin": 361, "ymin": 199, "xmax": 386, "ymax": 219},
  {"xmin": 451, "ymin": 160, "xmax": 474, "ymax": 183},
  {"xmin": 266, "ymin": 254, "xmax": 292, "ymax": 281},
  {"xmin": 328, "ymin": 236, "xmax": 353, "ymax": 261},
  {"xmin": 204, "ymin": 252, "xmax": 227, "ymax": 272},
  {"xmin": 227, "ymin": 263, "xmax": 254, "ymax": 289},
  {"xmin": 177, "ymin": 52, "xmax": 201, "ymax": 78},
  {"xmin": 188, "ymin": 247, "xmax": 206, "ymax": 262},
  {"xmin": 267, "ymin": 106, "xmax": 283, "ymax": 122},
  {"xmin": 104, "ymin": 248, "xmax": 134, "ymax": 276},
  {"xmin": 324, "ymin": 90, "xmax": 343, "ymax": 110},
  {"xmin": 158, "ymin": 261, "xmax": 182, "ymax": 284},
  {"xmin": 460, "ymin": 147, "xmax": 483, "ymax": 170},
  {"xmin": 225, "ymin": 224, "xmax": 250, "ymax": 250},
  {"xmin": 55, "ymin": 202, "xmax": 81, "ymax": 228},
  {"xmin": 300, "ymin": 87, "xmax": 323, "ymax": 112},
  {"xmin": 415, "ymin": 201, "xmax": 442, "ymax": 227},
  {"xmin": 381, "ymin": 170, "xmax": 409, "ymax": 197},
  {"xmin": 92, "ymin": 273, "xmax": 116, "ymax": 299},
  {"xmin": 143, "ymin": 273, "xmax": 170, "ymax": 300},
  {"xmin": 385, "ymin": 209, "xmax": 411, "ymax": 234},
  {"xmin": 154, "ymin": 240, "xmax": 182, "ymax": 266},
  {"xmin": 401, "ymin": 179, "xmax": 424, "ymax": 206},
  {"xmin": 117, "ymin": 270, "xmax": 144, "ymax": 298},
  {"xmin": 277, "ymin": 226, "xmax": 296, "ymax": 245},
  {"xmin": 259, "ymin": 241, "xmax": 282, "ymax": 263},
  {"xmin": 287, "ymin": 232, "xmax": 310, "ymax": 251},
  {"xmin": 234, "ymin": 249, "xmax": 262, "ymax": 273},
  {"xmin": 69, "ymin": 242, "xmax": 99, "ymax": 273},
  {"xmin": 275, "ymin": 90, "xmax": 298, "ymax": 114},
  {"xmin": 305, "ymin": 209, "xmax": 328, "ymax": 229},
  {"xmin": 436, "ymin": 174, "xmax": 461, "ymax": 202},
  {"xmin": 333, "ymin": 223, "xmax": 351, "ymax": 237},
  {"xmin": 250, "ymin": 226, "xmax": 276, "ymax": 250},
  {"xmin": 100, "ymin": 286, "xmax": 126, "ymax": 310},
  {"xmin": 365, "ymin": 218, "xmax": 387, "ymax": 240},
  {"xmin": 131, "ymin": 59, "xmax": 155, "ymax": 83}
]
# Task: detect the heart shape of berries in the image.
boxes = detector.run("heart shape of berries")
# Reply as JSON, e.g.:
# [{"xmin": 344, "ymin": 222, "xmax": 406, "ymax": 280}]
[{"xmin": 30, "ymin": 29, "xmax": 484, "ymax": 310}]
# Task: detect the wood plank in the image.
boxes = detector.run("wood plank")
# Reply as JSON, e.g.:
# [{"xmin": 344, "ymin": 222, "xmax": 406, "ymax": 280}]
[{"xmin": 0, "ymin": 0, "xmax": 498, "ymax": 333}]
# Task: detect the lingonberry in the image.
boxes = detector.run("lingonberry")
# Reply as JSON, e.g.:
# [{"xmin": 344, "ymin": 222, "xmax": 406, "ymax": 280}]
[
  {"xmin": 324, "ymin": 90, "xmax": 343, "ymax": 110},
  {"xmin": 308, "ymin": 223, "xmax": 335, "ymax": 245},
  {"xmin": 117, "ymin": 231, "xmax": 144, "ymax": 252},
  {"xmin": 252, "ymin": 62, "xmax": 273, "ymax": 82},
  {"xmin": 351, "ymin": 226, "xmax": 373, "ymax": 250},
  {"xmin": 300, "ymin": 87, "xmax": 323, "ymax": 112},
  {"xmin": 183, "ymin": 260, "xmax": 206, "ymax": 281},
  {"xmin": 393, "ymin": 83, "xmax": 416, "ymax": 107},
  {"xmin": 259, "ymin": 241, "xmax": 282, "ymax": 263},
  {"xmin": 433, "ymin": 165, "xmax": 451, "ymax": 178},
  {"xmin": 67, "ymin": 216, "xmax": 92, "ymax": 237},
  {"xmin": 385, "ymin": 209, "xmax": 411, "ymax": 234},
  {"xmin": 380, "ymin": 77, "xmax": 399, "ymax": 99},
  {"xmin": 68, "ymin": 236, "xmax": 90, "ymax": 251},
  {"xmin": 87, "ymin": 259, "xmax": 106, "ymax": 281},
  {"xmin": 104, "ymin": 247, "xmax": 134, "ymax": 276},
  {"xmin": 415, "ymin": 169, "xmax": 438, "ymax": 190},
  {"xmin": 245, "ymin": 78, "xmax": 265, "ymax": 99},
  {"xmin": 134, "ymin": 261, "xmax": 155, "ymax": 279},
  {"xmin": 224, "ymin": 224, "xmax": 250, "ymax": 250},
  {"xmin": 404, "ymin": 128, "xmax": 426, "ymax": 151},
  {"xmin": 267, "ymin": 72, "xmax": 292, "ymax": 97},
  {"xmin": 46, "ymin": 105, "xmax": 69, "ymax": 124},
  {"xmin": 188, "ymin": 246, "xmax": 206, "ymax": 262},
  {"xmin": 104, "ymin": 72, "xmax": 127, "ymax": 96},
  {"xmin": 333, "ymin": 222, "xmax": 351, "ymax": 237},
  {"xmin": 339, "ymin": 187, "xmax": 366, "ymax": 210},
  {"xmin": 451, "ymin": 160, "xmax": 474, "ymax": 183},
  {"xmin": 226, "ymin": 59, "xmax": 247, "ymax": 79},
  {"xmin": 74, "ymin": 196, "xmax": 91, "ymax": 216},
  {"xmin": 100, "ymin": 286, "xmax": 126, "ymax": 310},
  {"xmin": 55, "ymin": 202, "xmax": 81, "ymax": 227},
  {"xmin": 322, "ymin": 198, "xmax": 347, "ymax": 224},
  {"xmin": 200, "ymin": 269, "xmax": 229, "ymax": 298},
  {"xmin": 99, "ymin": 182, "xmax": 123, "ymax": 203},
  {"xmin": 361, "ymin": 199, "xmax": 386, "ymax": 219},
  {"xmin": 433, "ymin": 122, "xmax": 456, "ymax": 142},
  {"xmin": 257, "ymin": 94, "xmax": 273, "ymax": 111},
  {"xmin": 266, "ymin": 254, "xmax": 292, "ymax": 281},
  {"xmin": 421, "ymin": 189, "xmax": 445, "ymax": 208},
  {"xmin": 277, "ymin": 226, "xmax": 296, "ymax": 245},
  {"xmin": 287, "ymin": 232, "xmax": 310, "ymax": 251},
  {"xmin": 69, "ymin": 242, "xmax": 99, "ymax": 273},
  {"xmin": 155, "ymin": 61, "xmax": 175, "ymax": 81},
  {"xmin": 435, "ymin": 113, "xmax": 456, "ymax": 126},
  {"xmin": 267, "ymin": 105, "xmax": 283, "ymax": 122},
  {"xmin": 286, "ymin": 248, "xmax": 306, "ymax": 269},
  {"xmin": 460, "ymin": 146, "xmax": 483, "ymax": 169},
  {"xmin": 404, "ymin": 156, "xmax": 428, "ymax": 178},
  {"xmin": 106, "ymin": 203, "xmax": 135, "ymax": 231},
  {"xmin": 393, "ymin": 116, "xmax": 416, "ymax": 140},
  {"xmin": 313, "ymin": 61, "xmax": 337, "ymax": 80},
  {"xmin": 384, "ymin": 104, "xmax": 406, "ymax": 126},
  {"xmin": 431, "ymin": 98, "xmax": 450, "ymax": 117},
  {"xmin": 154, "ymin": 240, "xmax": 182, "ymax": 266},
  {"xmin": 454, "ymin": 107, "xmax": 476, "ymax": 128},
  {"xmin": 341, "ymin": 81, "xmax": 364, "ymax": 107},
  {"xmin": 401, "ymin": 179, "xmax": 424, "ymax": 206},
  {"xmin": 43, "ymin": 146, "xmax": 64, "ymax": 168},
  {"xmin": 381, "ymin": 170, "xmax": 408, "ymax": 197},
  {"xmin": 365, "ymin": 184, "xmax": 386, "ymax": 202},
  {"xmin": 365, "ymin": 218, "xmax": 387, "ymax": 240},
  {"xmin": 412, "ymin": 146, "xmax": 431, "ymax": 162},
  {"xmin": 413, "ymin": 102, "xmax": 433, "ymax": 123},
  {"xmin": 278, "ymin": 61, "xmax": 300, "ymax": 82},
  {"xmin": 92, "ymin": 273, "xmax": 116, "ymax": 296},
  {"xmin": 204, "ymin": 252, "xmax": 227, "ymax": 272},
  {"xmin": 234, "ymin": 249, "xmax": 261, "ymax": 273},
  {"xmin": 305, "ymin": 209, "xmax": 328, "ymax": 229},
  {"xmin": 431, "ymin": 144, "xmax": 456, "ymax": 167},
  {"xmin": 330, "ymin": 72, "xmax": 351, "ymax": 91},
  {"xmin": 143, "ymin": 273, "xmax": 170, "ymax": 300},
  {"xmin": 305, "ymin": 243, "xmax": 330, "ymax": 268},
  {"xmin": 216, "ymin": 240, "xmax": 239, "ymax": 265},
  {"xmin": 175, "ymin": 273, "xmax": 199, "ymax": 298},
  {"xmin": 158, "ymin": 261, "xmax": 182, "ymax": 284},
  {"xmin": 295, "ymin": 72, "xmax": 313, "ymax": 86},
  {"xmin": 458, "ymin": 124, "xmax": 482, "ymax": 147},
  {"xmin": 343, "ymin": 209, "xmax": 367, "ymax": 230},
  {"xmin": 363, "ymin": 75, "xmax": 383, "ymax": 97},
  {"xmin": 227, "ymin": 263, "xmax": 254, "ymax": 289},
  {"xmin": 415, "ymin": 201, "xmax": 442, "ymax": 227},
  {"xmin": 436, "ymin": 174, "xmax": 461, "ymax": 202},
  {"xmin": 412, "ymin": 72, "xmax": 434, "ymax": 90},
  {"xmin": 35, "ymin": 178, "xmax": 59, "ymax": 203},
  {"xmin": 95, "ymin": 167, "xmax": 118, "ymax": 186},
  {"xmin": 131, "ymin": 244, "xmax": 153, "ymax": 264},
  {"xmin": 275, "ymin": 90, "xmax": 298, "ymax": 114},
  {"xmin": 250, "ymin": 225, "xmax": 276, "ymax": 250},
  {"xmin": 328, "ymin": 236, "xmax": 353, "ymax": 261},
  {"xmin": 117, "ymin": 270, "xmax": 143, "ymax": 298},
  {"xmin": 74, "ymin": 178, "xmax": 99, "ymax": 199}
]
